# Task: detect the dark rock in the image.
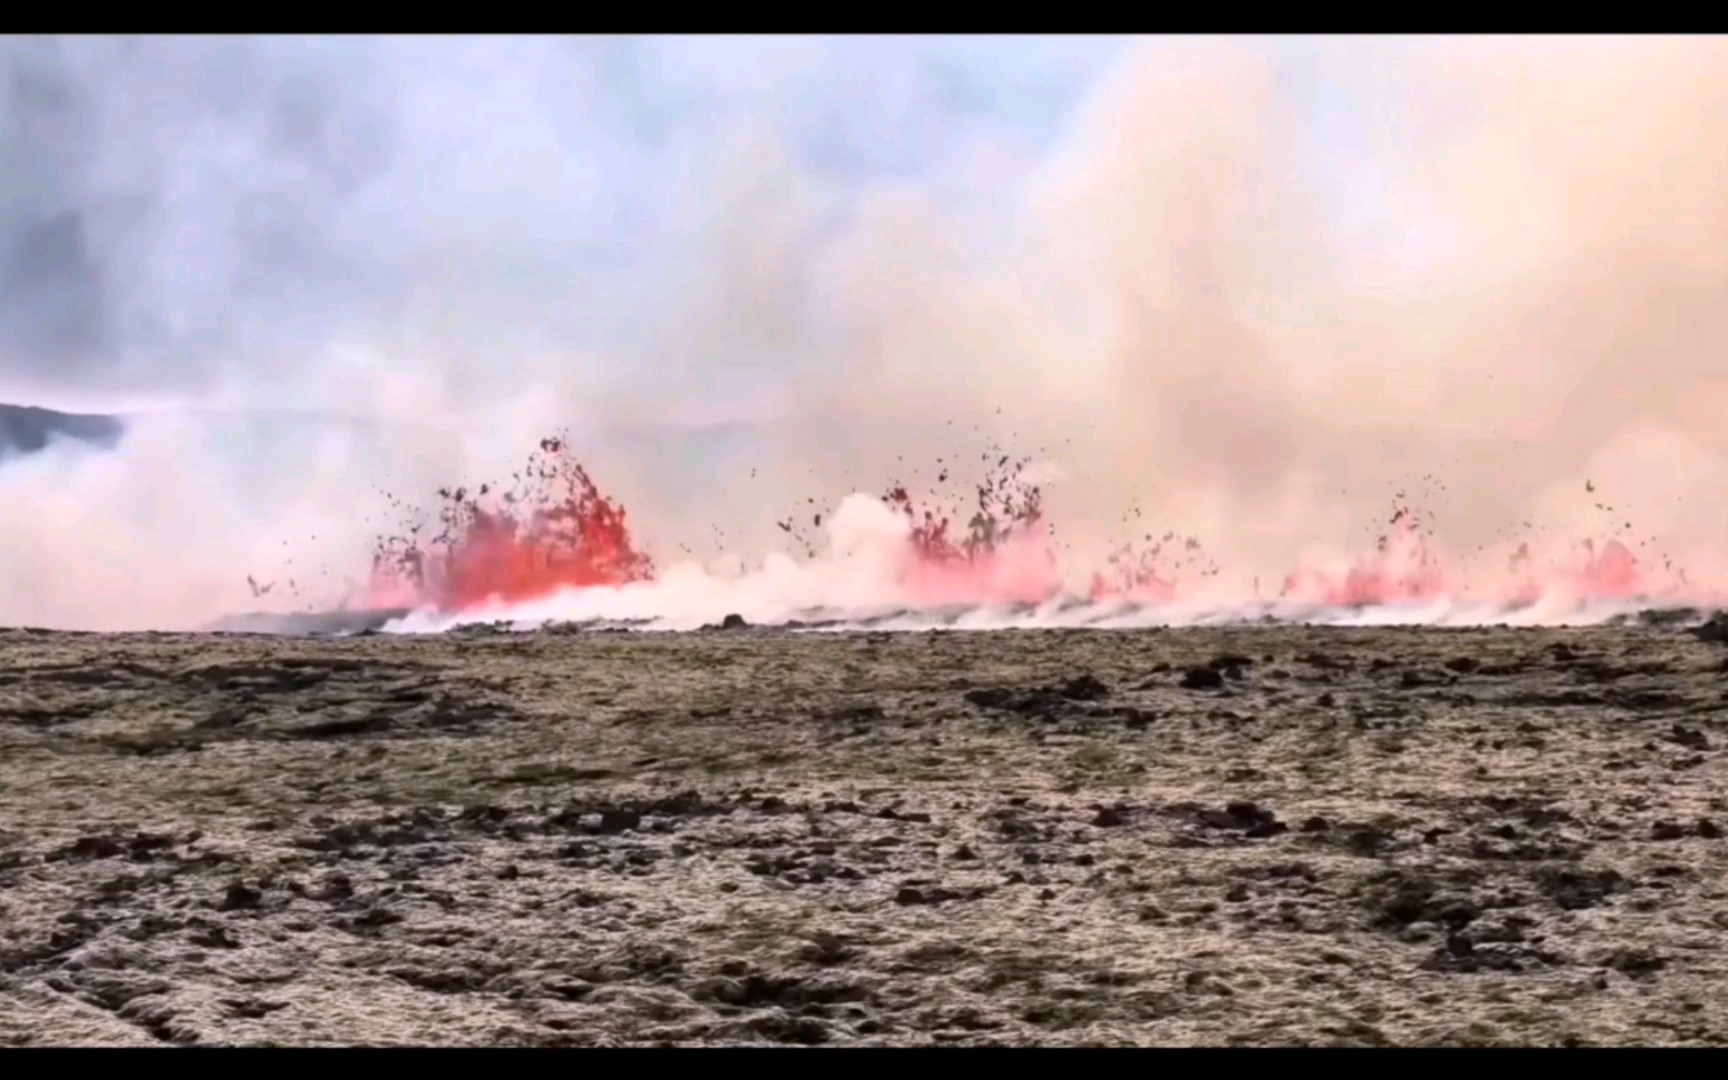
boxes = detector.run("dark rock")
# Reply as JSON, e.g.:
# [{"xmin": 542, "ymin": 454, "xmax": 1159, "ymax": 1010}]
[
  {"xmin": 197, "ymin": 705, "xmax": 255, "ymax": 730},
  {"xmin": 63, "ymin": 835, "xmax": 124, "ymax": 860},
  {"xmin": 951, "ymin": 844, "xmax": 978, "ymax": 861},
  {"xmin": 1060, "ymin": 674, "xmax": 1110, "ymax": 701},
  {"xmin": 1193, "ymin": 801, "xmax": 1284, "ymax": 837},
  {"xmin": 1665, "ymin": 724, "xmax": 1710, "ymax": 751},
  {"xmin": 964, "ymin": 687, "xmax": 1016, "ymax": 711},
  {"xmin": 720, "ymin": 614, "xmax": 748, "ymax": 631},
  {"xmin": 597, "ymin": 809, "xmax": 642, "ymax": 834},
  {"xmin": 458, "ymin": 804, "xmax": 511, "ymax": 828},
  {"xmin": 827, "ymin": 705, "xmax": 885, "ymax": 725},
  {"xmin": 1651, "ymin": 820, "xmax": 1688, "ymax": 841},
  {"xmin": 1226, "ymin": 800, "xmax": 1268, "ymax": 822},
  {"xmin": 1092, "ymin": 807, "xmax": 1125, "ymax": 828},
  {"xmin": 1690, "ymin": 613, "xmax": 1728, "ymax": 644},
  {"xmin": 352, "ymin": 907, "xmax": 403, "ymax": 929},
  {"xmin": 312, "ymin": 874, "xmax": 355, "ymax": 903},
  {"xmin": 1439, "ymin": 902, "xmax": 1482, "ymax": 929},
  {"xmin": 1345, "ymin": 827, "xmax": 1394, "ymax": 856},
  {"xmin": 224, "ymin": 998, "xmax": 288, "ymax": 1020},
  {"xmin": 1180, "ymin": 666, "xmax": 1225, "ymax": 690},
  {"xmin": 1316, "ymin": 693, "xmax": 1336, "ymax": 708},
  {"xmin": 219, "ymin": 883, "xmax": 264, "ymax": 911},
  {"xmin": 894, "ymin": 887, "xmax": 925, "ymax": 906},
  {"xmin": 963, "ymin": 686, "xmax": 1062, "ymax": 720},
  {"xmin": 747, "ymin": 1013, "xmax": 830, "ymax": 1045},
  {"xmin": 187, "ymin": 923, "xmax": 241, "ymax": 950},
  {"xmin": 1378, "ymin": 880, "xmax": 1439, "ymax": 926},
  {"xmin": 1444, "ymin": 657, "xmax": 1481, "ymax": 674},
  {"xmin": 497, "ymin": 864, "xmax": 521, "ymax": 881},
  {"xmin": 1424, "ymin": 940, "xmax": 1562, "ymax": 975},
  {"xmin": 1698, "ymin": 819, "xmax": 1723, "ymax": 840},
  {"xmin": 126, "ymin": 833, "xmax": 176, "ymax": 860},
  {"xmin": 292, "ymin": 713, "xmax": 394, "ymax": 739},
  {"xmin": 966, "ymin": 674, "xmax": 1110, "ymax": 720},
  {"xmin": 1536, "ymin": 868, "xmax": 1622, "ymax": 911},
  {"xmin": 1300, "ymin": 816, "xmax": 1332, "ymax": 833},
  {"xmin": 1602, "ymin": 948, "xmax": 1666, "ymax": 977}
]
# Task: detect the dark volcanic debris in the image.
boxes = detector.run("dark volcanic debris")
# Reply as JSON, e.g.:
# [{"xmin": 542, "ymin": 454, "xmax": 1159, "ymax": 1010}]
[
  {"xmin": 1179, "ymin": 666, "xmax": 1225, "ymax": 690},
  {"xmin": 1190, "ymin": 801, "xmax": 1287, "ymax": 838},
  {"xmin": 1690, "ymin": 613, "xmax": 1728, "ymax": 645}
]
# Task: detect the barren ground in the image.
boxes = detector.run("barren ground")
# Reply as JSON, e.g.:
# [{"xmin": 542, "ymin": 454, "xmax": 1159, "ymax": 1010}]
[{"xmin": 2, "ymin": 622, "xmax": 1727, "ymax": 1046}]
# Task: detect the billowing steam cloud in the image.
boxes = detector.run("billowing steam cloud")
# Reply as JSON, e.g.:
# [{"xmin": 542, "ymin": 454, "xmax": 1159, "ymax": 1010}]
[{"xmin": 3, "ymin": 35, "xmax": 1726, "ymax": 632}]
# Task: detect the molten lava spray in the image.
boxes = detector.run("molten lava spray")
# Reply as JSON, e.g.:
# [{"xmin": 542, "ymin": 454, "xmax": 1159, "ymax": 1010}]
[
  {"xmin": 369, "ymin": 437, "xmax": 653, "ymax": 611},
  {"xmin": 357, "ymin": 429, "xmax": 1716, "ymax": 632}
]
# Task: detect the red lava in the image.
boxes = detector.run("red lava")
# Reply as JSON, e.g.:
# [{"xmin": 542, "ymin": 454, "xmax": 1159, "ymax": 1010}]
[
  {"xmin": 879, "ymin": 451, "xmax": 1063, "ymax": 606},
  {"xmin": 356, "ymin": 433, "xmax": 1693, "ymax": 616},
  {"xmin": 1508, "ymin": 538, "xmax": 1646, "ymax": 605},
  {"xmin": 369, "ymin": 436, "xmax": 653, "ymax": 611},
  {"xmin": 1281, "ymin": 504, "xmax": 1448, "ymax": 607}
]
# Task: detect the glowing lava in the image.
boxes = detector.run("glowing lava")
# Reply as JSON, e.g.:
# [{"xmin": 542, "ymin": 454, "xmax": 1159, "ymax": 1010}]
[
  {"xmin": 1282, "ymin": 501, "xmax": 1448, "ymax": 607},
  {"xmin": 1086, "ymin": 533, "xmax": 1217, "ymax": 604},
  {"xmin": 879, "ymin": 451, "xmax": 1062, "ymax": 606},
  {"xmin": 369, "ymin": 437, "xmax": 653, "ymax": 611},
  {"xmin": 353, "ymin": 432, "xmax": 1704, "ymax": 623}
]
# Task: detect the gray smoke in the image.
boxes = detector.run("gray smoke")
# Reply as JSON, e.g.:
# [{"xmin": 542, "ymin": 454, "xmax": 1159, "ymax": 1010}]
[{"xmin": 5, "ymin": 36, "xmax": 1728, "ymax": 630}]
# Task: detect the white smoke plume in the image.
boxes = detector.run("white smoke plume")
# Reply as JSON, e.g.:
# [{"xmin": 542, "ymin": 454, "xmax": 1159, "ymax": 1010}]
[{"xmin": 3, "ymin": 36, "xmax": 1726, "ymax": 632}]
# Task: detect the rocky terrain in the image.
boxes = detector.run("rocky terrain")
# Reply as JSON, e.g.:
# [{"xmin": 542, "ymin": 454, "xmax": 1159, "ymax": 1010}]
[{"xmin": 2, "ymin": 619, "xmax": 1727, "ymax": 1046}]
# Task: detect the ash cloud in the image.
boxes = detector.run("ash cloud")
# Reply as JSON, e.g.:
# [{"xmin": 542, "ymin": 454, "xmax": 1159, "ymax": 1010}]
[{"xmin": 3, "ymin": 36, "xmax": 1726, "ymax": 630}]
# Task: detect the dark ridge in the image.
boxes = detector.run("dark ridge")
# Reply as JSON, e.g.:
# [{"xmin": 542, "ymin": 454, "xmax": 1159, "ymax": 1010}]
[{"xmin": 0, "ymin": 403, "xmax": 124, "ymax": 458}]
